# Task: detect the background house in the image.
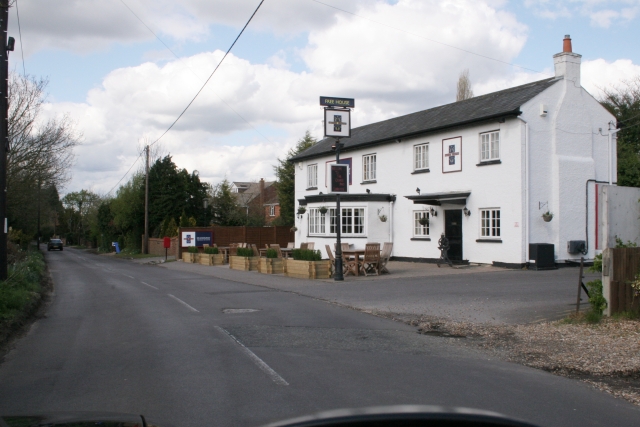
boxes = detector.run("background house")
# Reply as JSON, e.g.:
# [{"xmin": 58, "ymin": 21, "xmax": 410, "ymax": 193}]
[
  {"xmin": 231, "ymin": 179, "xmax": 280, "ymax": 225},
  {"xmin": 291, "ymin": 36, "xmax": 616, "ymax": 267}
]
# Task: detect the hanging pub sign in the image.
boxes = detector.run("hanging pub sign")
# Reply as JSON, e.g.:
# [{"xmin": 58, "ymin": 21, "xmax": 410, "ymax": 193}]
[
  {"xmin": 324, "ymin": 108, "xmax": 351, "ymax": 138},
  {"xmin": 320, "ymin": 96, "xmax": 355, "ymax": 108},
  {"xmin": 442, "ymin": 136, "xmax": 462, "ymax": 173},
  {"xmin": 330, "ymin": 164, "xmax": 349, "ymax": 194}
]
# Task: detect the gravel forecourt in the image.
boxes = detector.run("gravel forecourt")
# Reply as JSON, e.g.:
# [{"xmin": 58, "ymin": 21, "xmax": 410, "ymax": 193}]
[{"xmin": 377, "ymin": 312, "xmax": 640, "ymax": 406}]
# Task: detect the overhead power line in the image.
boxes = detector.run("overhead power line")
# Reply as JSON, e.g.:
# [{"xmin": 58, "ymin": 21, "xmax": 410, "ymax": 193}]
[
  {"xmin": 310, "ymin": 0, "xmax": 550, "ymax": 76},
  {"xmin": 15, "ymin": 0, "xmax": 25, "ymax": 76},
  {"xmin": 148, "ymin": 0, "xmax": 266, "ymax": 147},
  {"xmin": 108, "ymin": 0, "xmax": 265, "ymax": 196},
  {"xmin": 117, "ymin": 0, "xmax": 272, "ymax": 144}
]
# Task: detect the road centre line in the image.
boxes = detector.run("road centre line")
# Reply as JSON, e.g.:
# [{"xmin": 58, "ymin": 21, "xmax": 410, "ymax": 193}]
[
  {"xmin": 141, "ymin": 281, "xmax": 159, "ymax": 290},
  {"xmin": 168, "ymin": 294, "xmax": 200, "ymax": 312},
  {"xmin": 214, "ymin": 326, "xmax": 289, "ymax": 386},
  {"xmin": 123, "ymin": 274, "xmax": 134, "ymax": 279}
]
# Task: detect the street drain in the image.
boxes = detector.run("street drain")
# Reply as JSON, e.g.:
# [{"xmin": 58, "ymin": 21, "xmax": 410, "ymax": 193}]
[{"xmin": 222, "ymin": 308, "xmax": 261, "ymax": 314}]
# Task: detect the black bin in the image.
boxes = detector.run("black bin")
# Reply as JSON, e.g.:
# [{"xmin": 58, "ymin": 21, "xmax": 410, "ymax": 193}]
[{"xmin": 529, "ymin": 243, "xmax": 557, "ymax": 270}]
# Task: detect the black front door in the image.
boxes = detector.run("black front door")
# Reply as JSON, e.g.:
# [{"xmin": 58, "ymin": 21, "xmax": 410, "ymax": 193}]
[{"xmin": 445, "ymin": 209, "xmax": 463, "ymax": 261}]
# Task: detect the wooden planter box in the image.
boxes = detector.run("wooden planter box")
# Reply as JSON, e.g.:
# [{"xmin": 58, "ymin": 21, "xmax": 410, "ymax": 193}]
[
  {"xmin": 197, "ymin": 254, "xmax": 225, "ymax": 266},
  {"xmin": 258, "ymin": 257, "xmax": 284, "ymax": 274},
  {"xmin": 229, "ymin": 255, "xmax": 258, "ymax": 271},
  {"xmin": 284, "ymin": 259, "xmax": 331, "ymax": 279},
  {"xmin": 182, "ymin": 253, "xmax": 197, "ymax": 263}
]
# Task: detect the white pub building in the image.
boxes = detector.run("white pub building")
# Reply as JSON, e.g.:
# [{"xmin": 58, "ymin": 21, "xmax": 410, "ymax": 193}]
[{"xmin": 291, "ymin": 36, "xmax": 616, "ymax": 267}]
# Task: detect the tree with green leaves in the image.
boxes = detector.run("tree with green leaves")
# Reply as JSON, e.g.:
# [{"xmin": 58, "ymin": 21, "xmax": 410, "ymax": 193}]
[
  {"xmin": 61, "ymin": 190, "xmax": 100, "ymax": 245},
  {"xmin": 273, "ymin": 131, "xmax": 317, "ymax": 226},
  {"xmin": 600, "ymin": 78, "xmax": 640, "ymax": 187},
  {"xmin": 148, "ymin": 155, "xmax": 211, "ymax": 235},
  {"xmin": 210, "ymin": 179, "xmax": 243, "ymax": 226}
]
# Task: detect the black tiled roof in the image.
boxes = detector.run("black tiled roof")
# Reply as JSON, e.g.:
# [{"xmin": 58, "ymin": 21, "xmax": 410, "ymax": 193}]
[{"xmin": 291, "ymin": 77, "xmax": 560, "ymax": 162}]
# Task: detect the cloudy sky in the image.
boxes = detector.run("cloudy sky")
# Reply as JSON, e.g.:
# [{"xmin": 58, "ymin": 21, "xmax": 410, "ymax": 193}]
[{"xmin": 11, "ymin": 0, "xmax": 640, "ymax": 195}]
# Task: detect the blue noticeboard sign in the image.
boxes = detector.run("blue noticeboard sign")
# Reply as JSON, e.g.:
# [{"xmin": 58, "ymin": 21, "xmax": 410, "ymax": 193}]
[{"xmin": 195, "ymin": 232, "xmax": 213, "ymax": 247}]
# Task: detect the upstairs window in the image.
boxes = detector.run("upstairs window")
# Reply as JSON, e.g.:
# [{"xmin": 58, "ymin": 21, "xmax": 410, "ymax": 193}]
[
  {"xmin": 480, "ymin": 131, "xmax": 500, "ymax": 162},
  {"xmin": 269, "ymin": 206, "xmax": 275, "ymax": 217},
  {"xmin": 363, "ymin": 154, "xmax": 376, "ymax": 182},
  {"xmin": 414, "ymin": 143, "xmax": 429, "ymax": 171},
  {"xmin": 307, "ymin": 164, "xmax": 318, "ymax": 188}
]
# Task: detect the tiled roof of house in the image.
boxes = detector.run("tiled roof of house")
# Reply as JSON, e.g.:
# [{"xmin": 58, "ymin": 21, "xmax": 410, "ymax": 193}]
[{"xmin": 291, "ymin": 77, "xmax": 560, "ymax": 162}]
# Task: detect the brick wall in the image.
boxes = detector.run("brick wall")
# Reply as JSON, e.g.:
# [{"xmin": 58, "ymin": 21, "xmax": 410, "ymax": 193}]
[{"xmin": 149, "ymin": 237, "xmax": 178, "ymax": 258}]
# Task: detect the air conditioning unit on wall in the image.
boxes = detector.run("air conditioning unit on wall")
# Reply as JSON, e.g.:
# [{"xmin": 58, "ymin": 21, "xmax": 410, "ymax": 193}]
[{"xmin": 567, "ymin": 240, "xmax": 586, "ymax": 254}]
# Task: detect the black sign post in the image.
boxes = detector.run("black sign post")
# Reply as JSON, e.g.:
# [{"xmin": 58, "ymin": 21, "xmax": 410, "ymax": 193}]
[
  {"xmin": 332, "ymin": 142, "xmax": 345, "ymax": 281},
  {"xmin": 322, "ymin": 96, "xmax": 353, "ymax": 281}
]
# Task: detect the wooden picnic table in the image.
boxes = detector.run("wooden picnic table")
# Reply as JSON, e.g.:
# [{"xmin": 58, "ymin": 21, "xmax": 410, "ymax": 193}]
[
  {"xmin": 280, "ymin": 248, "xmax": 293, "ymax": 258},
  {"xmin": 342, "ymin": 249, "xmax": 365, "ymax": 276},
  {"xmin": 217, "ymin": 246, "xmax": 230, "ymax": 263}
]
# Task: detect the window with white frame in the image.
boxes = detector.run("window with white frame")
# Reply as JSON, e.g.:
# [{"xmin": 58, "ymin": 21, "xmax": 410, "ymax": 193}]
[
  {"xmin": 327, "ymin": 207, "xmax": 365, "ymax": 235},
  {"xmin": 414, "ymin": 143, "xmax": 429, "ymax": 171},
  {"xmin": 413, "ymin": 211, "xmax": 430, "ymax": 236},
  {"xmin": 308, "ymin": 208, "xmax": 325, "ymax": 235},
  {"xmin": 363, "ymin": 154, "xmax": 376, "ymax": 181},
  {"xmin": 269, "ymin": 205, "xmax": 275, "ymax": 217},
  {"xmin": 480, "ymin": 208, "xmax": 501, "ymax": 238},
  {"xmin": 480, "ymin": 131, "xmax": 500, "ymax": 161},
  {"xmin": 307, "ymin": 164, "xmax": 318, "ymax": 188}
]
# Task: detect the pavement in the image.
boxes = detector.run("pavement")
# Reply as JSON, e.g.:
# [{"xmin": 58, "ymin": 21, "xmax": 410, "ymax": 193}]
[{"xmin": 156, "ymin": 259, "xmax": 599, "ymax": 324}]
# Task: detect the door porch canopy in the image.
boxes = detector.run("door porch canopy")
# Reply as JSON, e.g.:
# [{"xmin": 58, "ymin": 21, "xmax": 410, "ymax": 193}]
[{"xmin": 404, "ymin": 191, "xmax": 471, "ymax": 206}]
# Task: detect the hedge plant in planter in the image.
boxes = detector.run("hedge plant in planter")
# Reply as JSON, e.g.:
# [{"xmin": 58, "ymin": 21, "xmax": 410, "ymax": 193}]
[
  {"xmin": 201, "ymin": 246, "xmax": 224, "ymax": 266},
  {"xmin": 259, "ymin": 248, "xmax": 283, "ymax": 274},
  {"xmin": 230, "ymin": 247, "xmax": 258, "ymax": 271},
  {"xmin": 183, "ymin": 246, "xmax": 198, "ymax": 263},
  {"xmin": 285, "ymin": 249, "xmax": 330, "ymax": 279}
]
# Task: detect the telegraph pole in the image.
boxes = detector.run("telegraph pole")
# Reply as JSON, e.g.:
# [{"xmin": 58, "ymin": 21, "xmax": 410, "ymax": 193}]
[
  {"xmin": 143, "ymin": 144, "xmax": 149, "ymax": 254},
  {"xmin": 0, "ymin": 3, "xmax": 12, "ymax": 280}
]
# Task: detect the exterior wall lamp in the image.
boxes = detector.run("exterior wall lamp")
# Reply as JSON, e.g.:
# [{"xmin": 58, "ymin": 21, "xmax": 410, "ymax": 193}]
[
  {"xmin": 430, "ymin": 207, "xmax": 437, "ymax": 217},
  {"xmin": 463, "ymin": 207, "xmax": 471, "ymax": 217}
]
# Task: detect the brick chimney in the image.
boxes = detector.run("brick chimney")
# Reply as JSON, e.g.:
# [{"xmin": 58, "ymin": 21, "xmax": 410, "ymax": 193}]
[
  {"xmin": 259, "ymin": 178, "xmax": 265, "ymax": 220},
  {"xmin": 553, "ymin": 34, "xmax": 581, "ymax": 85}
]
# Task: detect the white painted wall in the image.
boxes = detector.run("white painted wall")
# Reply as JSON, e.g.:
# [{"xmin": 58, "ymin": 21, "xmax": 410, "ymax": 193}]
[{"xmin": 294, "ymin": 53, "xmax": 616, "ymax": 265}]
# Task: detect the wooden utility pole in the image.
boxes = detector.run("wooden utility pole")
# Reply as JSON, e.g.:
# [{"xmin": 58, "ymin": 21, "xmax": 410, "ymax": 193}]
[
  {"xmin": 143, "ymin": 144, "xmax": 149, "ymax": 254},
  {"xmin": 0, "ymin": 3, "xmax": 11, "ymax": 280}
]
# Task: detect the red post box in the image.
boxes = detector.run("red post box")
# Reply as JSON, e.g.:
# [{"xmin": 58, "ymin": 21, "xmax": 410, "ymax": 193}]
[{"xmin": 163, "ymin": 237, "xmax": 171, "ymax": 248}]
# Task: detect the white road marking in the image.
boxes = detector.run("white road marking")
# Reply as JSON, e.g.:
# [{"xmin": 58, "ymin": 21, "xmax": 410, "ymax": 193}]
[
  {"xmin": 168, "ymin": 294, "xmax": 199, "ymax": 312},
  {"xmin": 141, "ymin": 281, "xmax": 158, "ymax": 290},
  {"xmin": 215, "ymin": 326, "xmax": 289, "ymax": 386},
  {"xmin": 123, "ymin": 274, "xmax": 134, "ymax": 279}
]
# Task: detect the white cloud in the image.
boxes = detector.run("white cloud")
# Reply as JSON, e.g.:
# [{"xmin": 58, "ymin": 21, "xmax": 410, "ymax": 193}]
[
  {"xmin": 37, "ymin": 0, "xmax": 639, "ymax": 196},
  {"xmin": 582, "ymin": 58, "xmax": 640, "ymax": 98},
  {"xmin": 524, "ymin": 0, "xmax": 640, "ymax": 27}
]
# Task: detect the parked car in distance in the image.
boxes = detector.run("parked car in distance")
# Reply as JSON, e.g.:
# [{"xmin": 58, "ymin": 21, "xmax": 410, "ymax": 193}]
[{"xmin": 47, "ymin": 239, "xmax": 63, "ymax": 251}]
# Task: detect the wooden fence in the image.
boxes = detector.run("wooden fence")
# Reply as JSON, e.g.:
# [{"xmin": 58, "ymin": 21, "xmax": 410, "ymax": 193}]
[
  {"xmin": 603, "ymin": 247, "xmax": 640, "ymax": 315},
  {"xmin": 174, "ymin": 226, "xmax": 294, "ymax": 259}
]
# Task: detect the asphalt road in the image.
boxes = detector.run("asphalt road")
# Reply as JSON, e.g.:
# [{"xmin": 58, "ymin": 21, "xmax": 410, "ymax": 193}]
[{"xmin": 0, "ymin": 248, "xmax": 638, "ymax": 427}]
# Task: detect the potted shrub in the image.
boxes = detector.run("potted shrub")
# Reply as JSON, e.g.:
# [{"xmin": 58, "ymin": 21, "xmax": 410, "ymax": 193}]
[
  {"xmin": 542, "ymin": 211, "xmax": 554, "ymax": 222},
  {"xmin": 379, "ymin": 214, "xmax": 387, "ymax": 222},
  {"xmin": 183, "ymin": 246, "xmax": 198, "ymax": 263},
  {"xmin": 290, "ymin": 226, "xmax": 298, "ymax": 232},
  {"xmin": 258, "ymin": 248, "xmax": 284, "ymax": 274},
  {"xmin": 200, "ymin": 246, "xmax": 224, "ymax": 266},
  {"xmin": 319, "ymin": 206, "xmax": 328, "ymax": 215},
  {"xmin": 284, "ymin": 249, "xmax": 331, "ymax": 279},
  {"xmin": 229, "ymin": 247, "xmax": 258, "ymax": 271}
]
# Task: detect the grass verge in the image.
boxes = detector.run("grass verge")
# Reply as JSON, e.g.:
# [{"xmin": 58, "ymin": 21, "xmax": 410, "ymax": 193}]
[{"xmin": 0, "ymin": 248, "xmax": 51, "ymax": 349}]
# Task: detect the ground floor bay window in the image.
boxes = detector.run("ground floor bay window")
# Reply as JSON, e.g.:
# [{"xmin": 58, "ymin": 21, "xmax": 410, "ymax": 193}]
[{"xmin": 307, "ymin": 207, "xmax": 366, "ymax": 236}]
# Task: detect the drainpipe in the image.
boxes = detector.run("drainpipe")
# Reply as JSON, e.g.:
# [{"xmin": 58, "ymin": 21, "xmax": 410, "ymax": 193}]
[
  {"xmin": 518, "ymin": 117, "xmax": 529, "ymax": 264},
  {"xmin": 607, "ymin": 121, "xmax": 620, "ymax": 185},
  {"xmin": 389, "ymin": 197, "xmax": 394, "ymax": 246}
]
